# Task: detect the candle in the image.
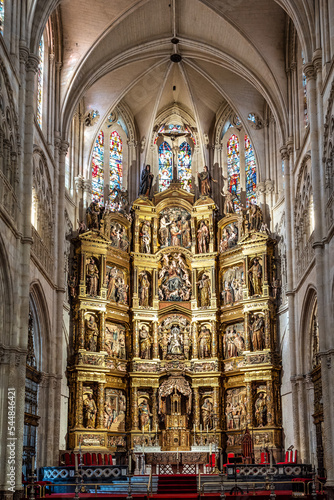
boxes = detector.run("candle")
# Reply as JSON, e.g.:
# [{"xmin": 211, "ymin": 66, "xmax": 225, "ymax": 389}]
[
  {"xmin": 149, "ymin": 423, "xmax": 151, "ymax": 433},
  {"xmin": 74, "ymin": 453, "xmax": 78, "ymax": 472},
  {"xmin": 206, "ymin": 425, "xmax": 209, "ymax": 434},
  {"xmin": 200, "ymin": 424, "xmax": 202, "ymax": 432},
  {"xmin": 31, "ymin": 455, "xmax": 35, "ymax": 472},
  {"xmin": 142, "ymin": 426, "xmax": 144, "ymax": 434},
  {"xmin": 270, "ymin": 450, "xmax": 273, "ymax": 468},
  {"xmin": 209, "ymin": 443, "xmax": 212, "ymax": 455},
  {"xmin": 193, "ymin": 423, "xmax": 195, "ymax": 433},
  {"xmin": 129, "ymin": 454, "xmax": 132, "ymax": 472},
  {"xmin": 177, "ymin": 448, "xmax": 179, "ymax": 460},
  {"xmin": 156, "ymin": 424, "xmax": 158, "ymax": 433}
]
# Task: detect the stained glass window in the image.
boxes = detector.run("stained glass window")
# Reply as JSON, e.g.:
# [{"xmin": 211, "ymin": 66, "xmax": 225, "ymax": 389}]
[
  {"xmin": 227, "ymin": 134, "xmax": 240, "ymax": 198},
  {"xmin": 159, "ymin": 141, "xmax": 173, "ymax": 191},
  {"xmin": 248, "ymin": 113, "xmax": 256, "ymax": 123},
  {"xmin": 109, "ymin": 131, "xmax": 123, "ymax": 204},
  {"xmin": 0, "ymin": 0, "xmax": 4, "ymax": 35},
  {"xmin": 92, "ymin": 131, "xmax": 104, "ymax": 205},
  {"xmin": 37, "ymin": 36, "xmax": 44, "ymax": 128},
  {"xmin": 178, "ymin": 142, "xmax": 192, "ymax": 192},
  {"xmin": 245, "ymin": 135, "xmax": 257, "ymax": 205}
]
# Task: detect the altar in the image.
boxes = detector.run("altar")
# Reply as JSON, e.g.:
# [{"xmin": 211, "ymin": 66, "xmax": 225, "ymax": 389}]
[{"xmin": 133, "ymin": 450, "xmax": 211, "ymax": 475}]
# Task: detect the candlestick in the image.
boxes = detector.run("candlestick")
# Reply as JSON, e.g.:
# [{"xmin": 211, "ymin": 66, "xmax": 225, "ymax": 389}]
[
  {"xmin": 75, "ymin": 453, "xmax": 78, "ymax": 472},
  {"xmin": 270, "ymin": 450, "xmax": 273, "ymax": 468},
  {"xmin": 200, "ymin": 424, "xmax": 202, "ymax": 432},
  {"xmin": 142, "ymin": 426, "xmax": 144, "ymax": 434},
  {"xmin": 177, "ymin": 448, "xmax": 179, "ymax": 460},
  {"xmin": 206, "ymin": 425, "xmax": 209, "ymax": 434},
  {"xmin": 193, "ymin": 423, "xmax": 195, "ymax": 433},
  {"xmin": 31, "ymin": 455, "xmax": 35, "ymax": 472},
  {"xmin": 209, "ymin": 443, "xmax": 212, "ymax": 455}
]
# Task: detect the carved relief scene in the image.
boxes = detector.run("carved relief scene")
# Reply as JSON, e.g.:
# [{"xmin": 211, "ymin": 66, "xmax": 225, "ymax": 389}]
[
  {"xmin": 106, "ymin": 265, "xmax": 128, "ymax": 304},
  {"xmin": 105, "ymin": 322, "xmax": 126, "ymax": 359},
  {"xmin": 221, "ymin": 265, "xmax": 244, "ymax": 305},
  {"xmin": 223, "ymin": 322, "xmax": 245, "ymax": 359},
  {"xmin": 219, "ymin": 221, "xmax": 239, "ymax": 253},
  {"xmin": 158, "ymin": 253, "xmax": 191, "ymax": 301},
  {"xmin": 159, "ymin": 207, "xmax": 192, "ymax": 248},
  {"xmin": 104, "ymin": 388, "xmax": 126, "ymax": 431},
  {"xmin": 225, "ymin": 387, "xmax": 247, "ymax": 431}
]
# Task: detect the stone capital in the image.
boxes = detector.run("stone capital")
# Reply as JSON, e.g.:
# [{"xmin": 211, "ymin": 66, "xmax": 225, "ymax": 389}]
[
  {"xmin": 26, "ymin": 54, "xmax": 40, "ymax": 73},
  {"xmin": 74, "ymin": 175, "xmax": 84, "ymax": 191},
  {"xmin": 303, "ymin": 62, "xmax": 316, "ymax": 81},
  {"xmin": 19, "ymin": 45, "xmax": 29, "ymax": 65},
  {"xmin": 83, "ymin": 179, "xmax": 92, "ymax": 194}
]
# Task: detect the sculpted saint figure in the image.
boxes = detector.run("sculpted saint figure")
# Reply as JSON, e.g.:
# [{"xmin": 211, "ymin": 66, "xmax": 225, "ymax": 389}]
[
  {"xmin": 85, "ymin": 315, "xmax": 99, "ymax": 351},
  {"xmin": 140, "ymin": 220, "xmax": 151, "ymax": 254},
  {"xmin": 159, "ymin": 215, "xmax": 171, "ymax": 246},
  {"xmin": 139, "ymin": 399, "xmax": 152, "ymax": 431},
  {"xmin": 198, "ymin": 325, "xmax": 211, "ymax": 358},
  {"xmin": 198, "ymin": 273, "xmax": 211, "ymax": 307},
  {"xmin": 86, "ymin": 201, "xmax": 100, "ymax": 230},
  {"xmin": 252, "ymin": 314, "xmax": 265, "ymax": 351},
  {"xmin": 139, "ymin": 325, "xmax": 152, "ymax": 359},
  {"xmin": 170, "ymin": 220, "xmax": 181, "ymax": 246},
  {"xmin": 248, "ymin": 257, "xmax": 262, "ymax": 296},
  {"xmin": 255, "ymin": 393, "xmax": 267, "ymax": 427},
  {"xmin": 84, "ymin": 393, "xmax": 97, "ymax": 428},
  {"xmin": 197, "ymin": 220, "xmax": 209, "ymax": 253},
  {"xmin": 86, "ymin": 258, "xmax": 99, "ymax": 296},
  {"xmin": 139, "ymin": 272, "xmax": 150, "ymax": 307},
  {"xmin": 139, "ymin": 164, "xmax": 154, "ymax": 197},
  {"xmin": 201, "ymin": 398, "xmax": 214, "ymax": 430},
  {"xmin": 223, "ymin": 190, "xmax": 235, "ymax": 214},
  {"xmin": 180, "ymin": 215, "xmax": 191, "ymax": 248},
  {"xmin": 198, "ymin": 165, "xmax": 217, "ymax": 196},
  {"xmin": 249, "ymin": 203, "xmax": 263, "ymax": 231}
]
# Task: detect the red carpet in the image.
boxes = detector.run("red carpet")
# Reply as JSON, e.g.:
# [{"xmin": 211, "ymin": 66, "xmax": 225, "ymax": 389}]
[{"xmin": 157, "ymin": 474, "xmax": 197, "ymax": 496}]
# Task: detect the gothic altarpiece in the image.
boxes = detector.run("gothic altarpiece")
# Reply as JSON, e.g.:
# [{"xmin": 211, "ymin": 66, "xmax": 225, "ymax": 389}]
[{"xmin": 67, "ymin": 183, "xmax": 282, "ymax": 462}]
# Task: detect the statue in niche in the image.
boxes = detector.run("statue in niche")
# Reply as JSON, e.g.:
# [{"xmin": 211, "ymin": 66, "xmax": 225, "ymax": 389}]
[
  {"xmin": 119, "ymin": 226, "xmax": 130, "ymax": 252},
  {"xmin": 198, "ymin": 165, "xmax": 217, "ymax": 196},
  {"xmin": 248, "ymin": 257, "xmax": 262, "ymax": 296},
  {"xmin": 140, "ymin": 220, "xmax": 151, "ymax": 253},
  {"xmin": 223, "ymin": 323, "xmax": 245, "ymax": 358},
  {"xmin": 249, "ymin": 203, "xmax": 263, "ymax": 231},
  {"xmin": 86, "ymin": 201, "xmax": 101, "ymax": 230},
  {"xmin": 104, "ymin": 389, "xmax": 126, "ymax": 430},
  {"xmin": 139, "ymin": 325, "xmax": 152, "ymax": 359},
  {"xmin": 222, "ymin": 190, "xmax": 235, "ymax": 214},
  {"xmin": 250, "ymin": 314, "xmax": 265, "ymax": 351},
  {"xmin": 159, "ymin": 215, "xmax": 171, "ymax": 247},
  {"xmin": 139, "ymin": 398, "xmax": 152, "ymax": 431},
  {"xmin": 86, "ymin": 257, "xmax": 99, "ymax": 296},
  {"xmin": 254, "ymin": 392, "xmax": 267, "ymax": 427},
  {"xmin": 219, "ymin": 222, "xmax": 239, "ymax": 252},
  {"xmin": 198, "ymin": 325, "xmax": 211, "ymax": 358},
  {"xmin": 105, "ymin": 324, "xmax": 126, "ymax": 359},
  {"xmin": 84, "ymin": 392, "xmax": 97, "ymax": 428},
  {"xmin": 197, "ymin": 220, "xmax": 209, "ymax": 253},
  {"xmin": 180, "ymin": 215, "xmax": 191, "ymax": 248},
  {"xmin": 139, "ymin": 164, "xmax": 154, "ymax": 197},
  {"xmin": 168, "ymin": 325, "xmax": 184, "ymax": 355},
  {"xmin": 139, "ymin": 271, "xmax": 151, "ymax": 307},
  {"xmin": 197, "ymin": 273, "xmax": 211, "ymax": 307},
  {"xmin": 159, "ymin": 208, "xmax": 191, "ymax": 249},
  {"xmin": 225, "ymin": 387, "xmax": 247, "ymax": 430},
  {"xmin": 183, "ymin": 325, "xmax": 191, "ymax": 360},
  {"xmin": 107, "ymin": 267, "xmax": 128, "ymax": 304},
  {"xmin": 170, "ymin": 220, "xmax": 181, "ymax": 246},
  {"xmin": 201, "ymin": 397, "xmax": 214, "ymax": 430},
  {"xmin": 85, "ymin": 315, "xmax": 99, "ymax": 351}
]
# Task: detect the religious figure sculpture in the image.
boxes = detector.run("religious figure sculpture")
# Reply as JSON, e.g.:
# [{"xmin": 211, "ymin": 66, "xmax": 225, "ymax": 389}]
[
  {"xmin": 198, "ymin": 325, "xmax": 211, "ymax": 358},
  {"xmin": 139, "ymin": 164, "xmax": 154, "ymax": 197},
  {"xmin": 159, "ymin": 253, "xmax": 191, "ymax": 301},
  {"xmin": 223, "ymin": 190, "xmax": 235, "ymax": 214},
  {"xmin": 86, "ymin": 257, "xmax": 99, "ymax": 296},
  {"xmin": 248, "ymin": 257, "xmax": 262, "ymax": 296},
  {"xmin": 140, "ymin": 220, "xmax": 151, "ymax": 253},
  {"xmin": 221, "ymin": 281, "xmax": 234, "ymax": 305},
  {"xmin": 197, "ymin": 220, "xmax": 209, "ymax": 253},
  {"xmin": 139, "ymin": 398, "xmax": 152, "ymax": 431},
  {"xmin": 180, "ymin": 216, "xmax": 191, "ymax": 248},
  {"xmin": 105, "ymin": 324, "xmax": 126, "ymax": 358},
  {"xmin": 198, "ymin": 165, "xmax": 217, "ymax": 196},
  {"xmin": 249, "ymin": 203, "xmax": 263, "ymax": 231},
  {"xmin": 251, "ymin": 314, "xmax": 265, "ymax": 351},
  {"xmin": 159, "ymin": 215, "xmax": 171, "ymax": 246},
  {"xmin": 170, "ymin": 220, "xmax": 181, "ymax": 246},
  {"xmin": 84, "ymin": 393, "xmax": 97, "ymax": 428},
  {"xmin": 219, "ymin": 223, "xmax": 238, "ymax": 252},
  {"xmin": 254, "ymin": 393, "xmax": 267, "ymax": 427},
  {"xmin": 85, "ymin": 315, "xmax": 99, "ymax": 352},
  {"xmin": 139, "ymin": 325, "xmax": 152, "ymax": 359},
  {"xmin": 139, "ymin": 272, "xmax": 150, "ymax": 307},
  {"xmin": 167, "ymin": 325, "xmax": 184, "ymax": 355},
  {"xmin": 197, "ymin": 273, "xmax": 211, "ymax": 307},
  {"xmin": 201, "ymin": 398, "xmax": 214, "ymax": 430},
  {"xmin": 86, "ymin": 201, "xmax": 100, "ymax": 230}
]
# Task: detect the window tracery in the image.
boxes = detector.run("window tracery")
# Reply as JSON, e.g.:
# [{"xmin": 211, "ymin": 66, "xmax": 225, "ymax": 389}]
[
  {"xmin": 92, "ymin": 130, "xmax": 104, "ymax": 205},
  {"xmin": 158, "ymin": 141, "xmax": 173, "ymax": 191},
  {"xmin": 177, "ymin": 141, "xmax": 192, "ymax": 192},
  {"xmin": 227, "ymin": 134, "xmax": 240, "ymax": 198},
  {"xmin": 109, "ymin": 130, "xmax": 123, "ymax": 205}
]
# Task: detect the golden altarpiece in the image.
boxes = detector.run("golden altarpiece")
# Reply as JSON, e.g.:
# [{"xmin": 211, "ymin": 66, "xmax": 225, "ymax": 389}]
[{"xmin": 67, "ymin": 181, "xmax": 282, "ymax": 462}]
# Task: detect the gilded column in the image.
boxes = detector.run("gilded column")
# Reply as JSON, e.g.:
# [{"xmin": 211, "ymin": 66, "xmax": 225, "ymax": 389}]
[
  {"xmin": 193, "ymin": 387, "xmax": 200, "ymax": 430},
  {"xmin": 133, "ymin": 320, "xmax": 140, "ymax": 358},
  {"xmin": 100, "ymin": 311, "xmax": 105, "ymax": 352},
  {"xmin": 77, "ymin": 380, "xmax": 84, "ymax": 427},
  {"xmin": 153, "ymin": 321, "xmax": 159, "ymax": 359},
  {"xmin": 265, "ymin": 310, "xmax": 271, "ymax": 350},
  {"xmin": 213, "ymin": 386, "xmax": 220, "ymax": 429},
  {"xmin": 244, "ymin": 313, "xmax": 250, "ymax": 351},
  {"xmin": 192, "ymin": 321, "xmax": 198, "ymax": 359},
  {"xmin": 266, "ymin": 380, "xmax": 274, "ymax": 426},
  {"xmin": 80, "ymin": 252, "xmax": 86, "ymax": 285},
  {"xmin": 246, "ymin": 382, "xmax": 253, "ymax": 427},
  {"xmin": 79, "ymin": 309, "xmax": 85, "ymax": 349},
  {"xmin": 211, "ymin": 320, "xmax": 217, "ymax": 357},
  {"xmin": 101, "ymin": 255, "xmax": 107, "ymax": 287},
  {"xmin": 152, "ymin": 387, "xmax": 158, "ymax": 431},
  {"xmin": 97, "ymin": 383, "xmax": 105, "ymax": 428},
  {"xmin": 132, "ymin": 387, "xmax": 139, "ymax": 430}
]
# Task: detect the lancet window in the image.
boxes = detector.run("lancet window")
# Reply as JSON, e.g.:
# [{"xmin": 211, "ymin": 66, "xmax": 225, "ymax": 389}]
[
  {"xmin": 92, "ymin": 131, "xmax": 105, "ymax": 204},
  {"xmin": 159, "ymin": 141, "xmax": 173, "ymax": 191},
  {"xmin": 177, "ymin": 141, "xmax": 192, "ymax": 192},
  {"xmin": 109, "ymin": 131, "xmax": 123, "ymax": 205},
  {"xmin": 37, "ymin": 36, "xmax": 44, "ymax": 128}
]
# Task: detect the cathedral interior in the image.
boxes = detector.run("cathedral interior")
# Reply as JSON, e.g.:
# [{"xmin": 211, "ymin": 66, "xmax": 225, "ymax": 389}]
[{"xmin": 0, "ymin": 0, "xmax": 334, "ymax": 498}]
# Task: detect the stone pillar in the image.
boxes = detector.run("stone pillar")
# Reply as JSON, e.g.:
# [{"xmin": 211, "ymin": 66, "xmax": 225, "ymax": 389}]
[
  {"xmin": 97, "ymin": 383, "xmax": 105, "ymax": 429},
  {"xmin": 79, "ymin": 309, "xmax": 85, "ymax": 349},
  {"xmin": 133, "ymin": 320, "xmax": 140, "ymax": 358},
  {"xmin": 192, "ymin": 322, "xmax": 198, "ymax": 359},
  {"xmin": 211, "ymin": 320, "xmax": 217, "ymax": 357},
  {"xmin": 132, "ymin": 387, "xmax": 139, "ymax": 430},
  {"xmin": 152, "ymin": 321, "xmax": 159, "ymax": 359},
  {"xmin": 193, "ymin": 387, "xmax": 200, "ymax": 430}
]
